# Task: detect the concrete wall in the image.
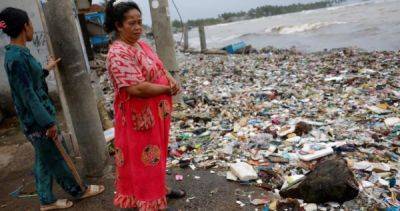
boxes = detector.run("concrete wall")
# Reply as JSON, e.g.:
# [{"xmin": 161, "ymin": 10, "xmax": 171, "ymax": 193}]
[{"xmin": 0, "ymin": 0, "xmax": 57, "ymax": 116}]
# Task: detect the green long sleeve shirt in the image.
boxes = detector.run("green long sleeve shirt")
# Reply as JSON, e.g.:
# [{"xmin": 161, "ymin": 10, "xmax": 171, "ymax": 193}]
[{"xmin": 4, "ymin": 44, "xmax": 56, "ymax": 134}]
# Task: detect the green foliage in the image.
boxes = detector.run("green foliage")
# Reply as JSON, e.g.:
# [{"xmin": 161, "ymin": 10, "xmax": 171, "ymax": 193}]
[{"xmin": 173, "ymin": 0, "xmax": 346, "ymax": 28}]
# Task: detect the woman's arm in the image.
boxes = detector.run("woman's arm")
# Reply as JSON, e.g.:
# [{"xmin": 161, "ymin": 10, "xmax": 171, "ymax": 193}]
[
  {"xmin": 11, "ymin": 60, "xmax": 55, "ymax": 129},
  {"xmin": 125, "ymin": 82, "xmax": 170, "ymax": 98}
]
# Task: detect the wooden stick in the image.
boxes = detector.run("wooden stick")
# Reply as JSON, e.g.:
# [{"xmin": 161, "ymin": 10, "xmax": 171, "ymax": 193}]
[{"xmin": 53, "ymin": 135, "xmax": 86, "ymax": 191}]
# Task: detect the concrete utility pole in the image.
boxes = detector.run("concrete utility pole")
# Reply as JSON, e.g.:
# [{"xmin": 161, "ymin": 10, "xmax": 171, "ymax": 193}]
[
  {"xmin": 148, "ymin": 0, "xmax": 179, "ymax": 75},
  {"xmin": 42, "ymin": 0, "xmax": 107, "ymax": 177},
  {"xmin": 199, "ymin": 25, "xmax": 207, "ymax": 53},
  {"xmin": 34, "ymin": 0, "xmax": 77, "ymax": 154}
]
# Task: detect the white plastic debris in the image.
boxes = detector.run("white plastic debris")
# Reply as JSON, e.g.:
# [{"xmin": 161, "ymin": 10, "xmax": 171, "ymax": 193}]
[
  {"xmin": 361, "ymin": 180, "xmax": 374, "ymax": 188},
  {"xmin": 304, "ymin": 204, "xmax": 318, "ymax": 211},
  {"xmin": 360, "ymin": 68, "xmax": 376, "ymax": 74},
  {"xmin": 104, "ymin": 127, "xmax": 115, "ymax": 142},
  {"xmin": 385, "ymin": 117, "xmax": 400, "ymax": 127},
  {"xmin": 298, "ymin": 147, "xmax": 334, "ymax": 161},
  {"xmin": 378, "ymin": 178, "xmax": 389, "ymax": 186},
  {"xmin": 221, "ymin": 143, "xmax": 235, "ymax": 155},
  {"xmin": 230, "ymin": 162, "xmax": 258, "ymax": 181},
  {"xmin": 353, "ymin": 161, "xmax": 372, "ymax": 170},
  {"xmin": 286, "ymin": 136, "xmax": 301, "ymax": 143},
  {"xmin": 189, "ymin": 164, "xmax": 196, "ymax": 170},
  {"xmin": 372, "ymin": 163, "xmax": 391, "ymax": 172},
  {"xmin": 251, "ymin": 198, "xmax": 268, "ymax": 205},
  {"xmin": 281, "ymin": 174, "xmax": 305, "ymax": 190},
  {"xmin": 226, "ymin": 171, "xmax": 238, "ymax": 181},
  {"xmin": 186, "ymin": 197, "xmax": 196, "ymax": 203},
  {"xmin": 353, "ymin": 161, "xmax": 391, "ymax": 172},
  {"xmin": 277, "ymin": 125, "xmax": 295, "ymax": 137},
  {"xmin": 236, "ymin": 200, "xmax": 246, "ymax": 207},
  {"xmin": 324, "ymin": 76, "xmax": 344, "ymax": 82}
]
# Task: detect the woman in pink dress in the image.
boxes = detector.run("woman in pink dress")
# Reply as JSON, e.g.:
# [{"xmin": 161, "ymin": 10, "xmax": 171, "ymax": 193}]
[{"xmin": 105, "ymin": 0, "xmax": 185, "ymax": 210}]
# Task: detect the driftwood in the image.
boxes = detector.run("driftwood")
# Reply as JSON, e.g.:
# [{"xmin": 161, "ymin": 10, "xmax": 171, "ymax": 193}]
[{"xmin": 280, "ymin": 156, "xmax": 359, "ymax": 203}]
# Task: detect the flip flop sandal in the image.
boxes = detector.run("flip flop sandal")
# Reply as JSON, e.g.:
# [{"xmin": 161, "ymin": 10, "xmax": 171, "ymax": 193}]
[
  {"xmin": 79, "ymin": 185, "xmax": 105, "ymax": 199},
  {"xmin": 167, "ymin": 189, "xmax": 186, "ymax": 199},
  {"xmin": 40, "ymin": 199, "xmax": 73, "ymax": 211}
]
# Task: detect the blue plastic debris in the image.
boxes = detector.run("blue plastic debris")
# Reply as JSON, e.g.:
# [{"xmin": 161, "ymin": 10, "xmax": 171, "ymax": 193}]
[
  {"xmin": 223, "ymin": 41, "xmax": 246, "ymax": 54},
  {"xmin": 85, "ymin": 12, "xmax": 109, "ymax": 47},
  {"xmin": 386, "ymin": 206, "xmax": 400, "ymax": 211},
  {"xmin": 90, "ymin": 35, "xmax": 109, "ymax": 47}
]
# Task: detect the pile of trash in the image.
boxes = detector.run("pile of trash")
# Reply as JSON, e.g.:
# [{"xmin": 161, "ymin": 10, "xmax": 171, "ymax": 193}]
[{"xmin": 93, "ymin": 47, "xmax": 400, "ymax": 210}]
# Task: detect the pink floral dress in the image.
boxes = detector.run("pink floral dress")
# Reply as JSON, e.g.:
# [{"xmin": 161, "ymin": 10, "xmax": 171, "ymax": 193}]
[{"xmin": 107, "ymin": 40, "xmax": 172, "ymax": 210}]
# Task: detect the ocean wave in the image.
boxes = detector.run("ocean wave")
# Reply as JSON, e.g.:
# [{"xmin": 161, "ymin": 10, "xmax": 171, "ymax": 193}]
[
  {"xmin": 301, "ymin": 10, "xmax": 316, "ymax": 14},
  {"xmin": 327, "ymin": 0, "xmax": 397, "ymax": 11},
  {"xmin": 265, "ymin": 21, "xmax": 348, "ymax": 34},
  {"xmin": 327, "ymin": 2, "xmax": 368, "ymax": 11},
  {"xmin": 239, "ymin": 32, "xmax": 261, "ymax": 38}
]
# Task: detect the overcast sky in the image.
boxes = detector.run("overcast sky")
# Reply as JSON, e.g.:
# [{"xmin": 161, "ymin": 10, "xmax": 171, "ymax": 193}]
[{"xmin": 93, "ymin": 0, "xmax": 322, "ymax": 25}]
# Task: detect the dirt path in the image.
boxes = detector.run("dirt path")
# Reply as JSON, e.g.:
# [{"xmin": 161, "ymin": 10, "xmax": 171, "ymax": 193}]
[
  {"xmin": 0, "ymin": 120, "xmax": 266, "ymax": 211},
  {"xmin": 0, "ymin": 168, "xmax": 266, "ymax": 211}
]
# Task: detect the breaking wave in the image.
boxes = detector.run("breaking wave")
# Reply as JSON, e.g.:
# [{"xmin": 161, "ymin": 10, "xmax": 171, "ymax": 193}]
[{"xmin": 265, "ymin": 21, "xmax": 348, "ymax": 34}]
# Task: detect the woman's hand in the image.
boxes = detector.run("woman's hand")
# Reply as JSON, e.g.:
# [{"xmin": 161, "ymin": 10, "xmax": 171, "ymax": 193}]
[
  {"xmin": 45, "ymin": 56, "xmax": 61, "ymax": 71},
  {"xmin": 46, "ymin": 125, "xmax": 58, "ymax": 140},
  {"xmin": 167, "ymin": 74, "xmax": 181, "ymax": 96},
  {"xmin": 169, "ymin": 81, "xmax": 181, "ymax": 96}
]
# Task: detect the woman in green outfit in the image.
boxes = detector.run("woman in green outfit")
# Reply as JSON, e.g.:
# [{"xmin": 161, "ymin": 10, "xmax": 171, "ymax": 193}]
[{"xmin": 0, "ymin": 7, "xmax": 104, "ymax": 210}]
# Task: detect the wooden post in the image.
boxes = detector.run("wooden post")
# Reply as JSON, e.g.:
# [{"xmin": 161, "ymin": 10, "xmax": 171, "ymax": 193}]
[
  {"xmin": 199, "ymin": 25, "xmax": 207, "ymax": 53},
  {"xmin": 78, "ymin": 13, "xmax": 94, "ymax": 61},
  {"xmin": 148, "ymin": 0, "xmax": 179, "ymax": 75},
  {"xmin": 183, "ymin": 24, "xmax": 189, "ymax": 51},
  {"xmin": 42, "ymin": 0, "xmax": 108, "ymax": 177}
]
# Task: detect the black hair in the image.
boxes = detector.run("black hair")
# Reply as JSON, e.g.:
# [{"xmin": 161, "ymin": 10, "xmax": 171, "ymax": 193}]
[
  {"xmin": 104, "ymin": 0, "xmax": 142, "ymax": 33},
  {"xmin": 0, "ymin": 7, "xmax": 30, "ymax": 38}
]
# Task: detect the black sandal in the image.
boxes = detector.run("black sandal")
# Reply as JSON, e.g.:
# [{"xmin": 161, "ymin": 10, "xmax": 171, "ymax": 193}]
[{"xmin": 167, "ymin": 189, "xmax": 186, "ymax": 199}]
